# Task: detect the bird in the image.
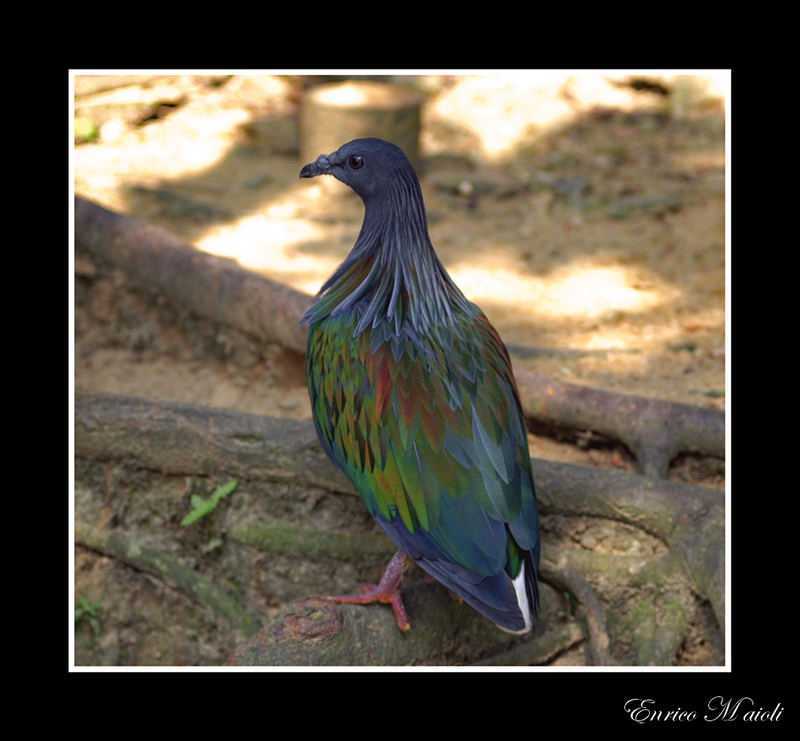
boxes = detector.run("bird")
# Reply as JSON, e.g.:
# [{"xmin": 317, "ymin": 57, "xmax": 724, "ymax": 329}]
[{"xmin": 300, "ymin": 137, "xmax": 540, "ymax": 634}]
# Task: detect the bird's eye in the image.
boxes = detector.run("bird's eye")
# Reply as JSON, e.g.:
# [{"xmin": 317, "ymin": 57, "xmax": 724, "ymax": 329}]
[{"xmin": 348, "ymin": 154, "xmax": 364, "ymax": 170}]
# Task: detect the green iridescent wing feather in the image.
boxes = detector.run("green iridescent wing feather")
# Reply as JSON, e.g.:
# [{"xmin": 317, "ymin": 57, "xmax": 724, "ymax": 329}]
[{"xmin": 306, "ymin": 308, "xmax": 539, "ymax": 580}]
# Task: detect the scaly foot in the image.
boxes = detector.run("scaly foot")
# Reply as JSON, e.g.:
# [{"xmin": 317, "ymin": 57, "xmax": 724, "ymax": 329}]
[{"xmin": 329, "ymin": 550, "xmax": 412, "ymax": 630}]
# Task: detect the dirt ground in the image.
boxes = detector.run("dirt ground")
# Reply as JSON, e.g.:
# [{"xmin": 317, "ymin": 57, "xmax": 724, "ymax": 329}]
[{"xmin": 72, "ymin": 73, "xmax": 727, "ymax": 665}]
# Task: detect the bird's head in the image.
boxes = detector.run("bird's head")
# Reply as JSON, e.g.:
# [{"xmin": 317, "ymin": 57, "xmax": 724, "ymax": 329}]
[
  {"xmin": 300, "ymin": 138, "xmax": 418, "ymax": 207},
  {"xmin": 299, "ymin": 136, "xmax": 469, "ymax": 331}
]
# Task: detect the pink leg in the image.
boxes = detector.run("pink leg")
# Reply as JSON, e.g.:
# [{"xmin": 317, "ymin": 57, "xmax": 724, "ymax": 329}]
[{"xmin": 329, "ymin": 550, "xmax": 413, "ymax": 631}]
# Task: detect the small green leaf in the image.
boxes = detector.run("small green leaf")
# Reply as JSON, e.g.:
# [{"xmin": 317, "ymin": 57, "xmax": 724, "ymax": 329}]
[
  {"xmin": 212, "ymin": 480, "xmax": 238, "ymax": 500},
  {"xmin": 75, "ymin": 596, "xmax": 103, "ymax": 636},
  {"xmin": 180, "ymin": 480, "xmax": 238, "ymax": 526}
]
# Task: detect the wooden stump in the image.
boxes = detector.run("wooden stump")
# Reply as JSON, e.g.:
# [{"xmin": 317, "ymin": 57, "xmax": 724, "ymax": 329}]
[{"xmin": 299, "ymin": 80, "xmax": 423, "ymax": 173}]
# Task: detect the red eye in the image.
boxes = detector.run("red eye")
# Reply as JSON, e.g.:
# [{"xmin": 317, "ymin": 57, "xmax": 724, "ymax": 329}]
[{"xmin": 349, "ymin": 155, "xmax": 364, "ymax": 170}]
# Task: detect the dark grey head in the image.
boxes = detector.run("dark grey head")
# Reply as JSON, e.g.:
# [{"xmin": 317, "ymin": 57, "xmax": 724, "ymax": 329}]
[
  {"xmin": 300, "ymin": 136, "xmax": 474, "ymax": 331},
  {"xmin": 300, "ymin": 138, "xmax": 418, "ymax": 206}
]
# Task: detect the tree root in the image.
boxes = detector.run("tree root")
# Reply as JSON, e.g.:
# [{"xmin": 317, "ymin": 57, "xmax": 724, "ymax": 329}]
[
  {"xmin": 515, "ymin": 368, "xmax": 724, "ymax": 478},
  {"xmin": 74, "ymin": 196, "xmax": 724, "ymax": 477},
  {"xmin": 472, "ymin": 622, "xmax": 585, "ymax": 666},
  {"xmin": 74, "ymin": 390, "xmax": 724, "ymax": 665},
  {"xmin": 540, "ymin": 556, "xmax": 611, "ymax": 665},
  {"xmin": 75, "ymin": 516, "xmax": 259, "ymax": 637},
  {"xmin": 74, "ymin": 196, "xmax": 311, "ymax": 355},
  {"xmin": 225, "ymin": 583, "xmax": 567, "ymax": 666}
]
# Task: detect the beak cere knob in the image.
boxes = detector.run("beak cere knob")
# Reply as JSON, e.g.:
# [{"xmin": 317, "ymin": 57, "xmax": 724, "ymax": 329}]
[{"xmin": 300, "ymin": 152, "xmax": 333, "ymax": 178}]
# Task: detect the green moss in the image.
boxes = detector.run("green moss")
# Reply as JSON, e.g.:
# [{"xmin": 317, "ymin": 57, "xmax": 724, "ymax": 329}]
[{"xmin": 232, "ymin": 521, "xmax": 393, "ymax": 563}]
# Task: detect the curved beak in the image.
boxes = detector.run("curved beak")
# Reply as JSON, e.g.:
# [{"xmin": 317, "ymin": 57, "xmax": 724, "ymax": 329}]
[{"xmin": 300, "ymin": 152, "xmax": 333, "ymax": 179}]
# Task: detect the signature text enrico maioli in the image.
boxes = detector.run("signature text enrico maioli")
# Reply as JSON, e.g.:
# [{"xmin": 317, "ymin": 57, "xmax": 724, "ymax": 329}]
[{"xmin": 624, "ymin": 697, "xmax": 784, "ymax": 724}]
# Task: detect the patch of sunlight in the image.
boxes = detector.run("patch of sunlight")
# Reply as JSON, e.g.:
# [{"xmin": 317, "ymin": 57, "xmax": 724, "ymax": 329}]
[
  {"xmin": 74, "ymin": 106, "xmax": 251, "ymax": 183},
  {"xmin": 451, "ymin": 261, "xmax": 674, "ymax": 320},
  {"xmin": 194, "ymin": 186, "xmax": 345, "ymax": 293},
  {"xmin": 542, "ymin": 266, "xmax": 664, "ymax": 317},
  {"xmin": 313, "ymin": 80, "xmax": 408, "ymax": 106},
  {"xmin": 428, "ymin": 72, "xmax": 643, "ymax": 160},
  {"xmin": 196, "ymin": 213, "xmax": 333, "ymax": 278}
]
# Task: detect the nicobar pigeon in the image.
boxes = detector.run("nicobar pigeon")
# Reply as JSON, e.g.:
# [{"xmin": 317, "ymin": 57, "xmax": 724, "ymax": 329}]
[{"xmin": 300, "ymin": 138, "xmax": 540, "ymax": 633}]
